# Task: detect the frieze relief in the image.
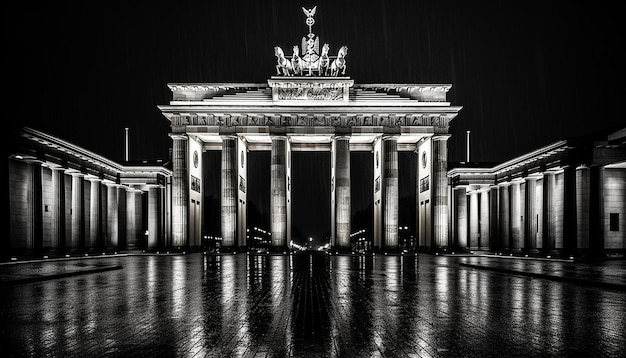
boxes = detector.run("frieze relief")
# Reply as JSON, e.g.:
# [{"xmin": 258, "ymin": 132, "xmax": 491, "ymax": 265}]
[
  {"xmin": 169, "ymin": 113, "xmax": 450, "ymax": 128},
  {"xmin": 277, "ymin": 88, "xmax": 344, "ymax": 101}
]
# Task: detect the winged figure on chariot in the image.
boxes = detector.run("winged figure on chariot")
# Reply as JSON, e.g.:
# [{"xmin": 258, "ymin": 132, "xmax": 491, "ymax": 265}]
[{"xmin": 274, "ymin": 6, "xmax": 347, "ymax": 77}]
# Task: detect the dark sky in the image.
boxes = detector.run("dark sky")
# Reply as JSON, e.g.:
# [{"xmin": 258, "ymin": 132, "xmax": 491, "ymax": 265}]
[{"xmin": 7, "ymin": 1, "xmax": 624, "ymax": 243}]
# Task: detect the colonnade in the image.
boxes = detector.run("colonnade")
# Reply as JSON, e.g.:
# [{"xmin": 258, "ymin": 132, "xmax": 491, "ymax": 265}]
[
  {"xmin": 452, "ymin": 166, "xmax": 589, "ymax": 255},
  {"xmin": 170, "ymin": 132, "xmax": 451, "ymax": 252},
  {"xmin": 8, "ymin": 158, "xmax": 167, "ymax": 255}
]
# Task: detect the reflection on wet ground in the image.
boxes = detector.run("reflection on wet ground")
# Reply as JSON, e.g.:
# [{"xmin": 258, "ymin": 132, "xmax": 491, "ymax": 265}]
[{"xmin": 0, "ymin": 252, "xmax": 624, "ymax": 357}]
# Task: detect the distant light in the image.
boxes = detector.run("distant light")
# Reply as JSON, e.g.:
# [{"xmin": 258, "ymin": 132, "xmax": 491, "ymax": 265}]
[
  {"xmin": 10, "ymin": 257, "xmax": 17, "ymax": 261},
  {"xmin": 547, "ymin": 255, "xmax": 551, "ymax": 259},
  {"xmin": 65, "ymin": 254, "xmax": 70, "ymax": 258},
  {"xmin": 15, "ymin": 155, "xmax": 23, "ymax": 160},
  {"xmin": 43, "ymin": 256, "xmax": 48, "ymax": 259}
]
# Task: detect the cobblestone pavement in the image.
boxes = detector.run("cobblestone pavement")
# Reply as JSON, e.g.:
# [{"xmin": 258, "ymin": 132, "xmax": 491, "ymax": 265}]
[{"xmin": 0, "ymin": 252, "xmax": 624, "ymax": 357}]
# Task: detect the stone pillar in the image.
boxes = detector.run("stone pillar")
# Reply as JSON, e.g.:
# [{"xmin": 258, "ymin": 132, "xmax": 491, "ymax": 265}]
[
  {"xmin": 334, "ymin": 135, "xmax": 351, "ymax": 250},
  {"xmin": 117, "ymin": 186, "xmax": 127, "ymax": 249},
  {"xmin": 469, "ymin": 190, "xmax": 479, "ymax": 250},
  {"xmin": 88, "ymin": 177, "xmax": 101, "ymax": 251},
  {"xmin": 479, "ymin": 189, "xmax": 490, "ymax": 250},
  {"xmin": 372, "ymin": 137, "xmax": 383, "ymax": 251},
  {"xmin": 221, "ymin": 136, "xmax": 237, "ymax": 248},
  {"xmin": 237, "ymin": 137, "xmax": 248, "ymax": 249},
  {"xmin": 148, "ymin": 185, "xmax": 162, "ymax": 249},
  {"xmin": 510, "ymin": 180, "xmax": 521, "ymax": 251},
  {"xmin": 171, "ymin": 134, "xmax": 189, "ymax": 248},
  {"xmin": 576, "ymin": 165, "xmax": 590, "ymax": 254},
  {"xmin": 28, "ymin": 161, "xmax": 44, "ymax": 253},
  {"xmin": 70, "ymin": 173, "xmax": 85, "ymax": 252},
  {"xmin": 498, "ymin": 183, "xmax": 510, "ymax": 251},
  {"xmin": 106, "ymin": 183, "xmax": 119, "ymax": 249},
  {"xmin": 542, "ymin": 172, "xmax": 556, "ymax": 253},
  {"xmin": 454, "ymin": 187, "xmax": 467, "ymax": 249},
  {"xmin": 563, "ymin": 166, "xmax": 577, "ymax": 256},
  {"xmin": 126, "ymin": 188, "xmax": 138, "ymax": 250},
  {"xmin": 383, "ymin": 136, "xmax": 399, "ymax": 250},
  {"xmin": 524, "ymin": 177, "xmax": 539, "ymax": 253},
  {"xmin": 489, "ymin": 186, "xmax": 499, "ymax": 251},
  {"xmin": 51, "ymin": 167, "xmax": 66, "ymax": 252},
  {"xmin": 432, "ymin": 135, "xmax": 450, "ymax": 248},
  {"xmin": 271, "ymin": 136, "xmax": 288, "ymax": 249}
]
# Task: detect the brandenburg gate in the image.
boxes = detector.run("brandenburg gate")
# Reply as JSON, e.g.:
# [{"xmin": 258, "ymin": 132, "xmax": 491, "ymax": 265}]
[{"xmin": 158, "ymin": 7, "xmax": 462, "ymax": 252}]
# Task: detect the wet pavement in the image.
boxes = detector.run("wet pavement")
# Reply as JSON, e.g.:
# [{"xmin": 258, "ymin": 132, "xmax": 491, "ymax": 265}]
[{"xmin": 0, "ymin": 252, "xmax": 624, "ymax": 357}]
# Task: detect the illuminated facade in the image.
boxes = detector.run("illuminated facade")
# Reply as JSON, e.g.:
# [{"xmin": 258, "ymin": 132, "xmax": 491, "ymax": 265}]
[
  {"xmin": 7, "ymin": 127, "xmax": 171, "ymax": 256},
  {"xmin": 159, "ymin": 78, "xmax": 461, "ymax": 252},
  {"xmin": 448, "ymin": 127, "xmax": 626, "ymax": 257}
]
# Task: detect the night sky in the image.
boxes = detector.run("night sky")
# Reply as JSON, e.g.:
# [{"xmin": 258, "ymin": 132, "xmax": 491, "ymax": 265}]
[{"xmin": 7, "ymin": 1, "xmax": 624, "ymax": 244}]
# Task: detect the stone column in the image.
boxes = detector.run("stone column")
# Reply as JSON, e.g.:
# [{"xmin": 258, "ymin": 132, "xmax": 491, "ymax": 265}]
[
  {"xmin": 383, "ymin": 136, "xmax": 398, "ymax": 250},
  {"xmin": 70, "ymin": 172, "xmax": 85, "ymax": 252},
  {"xmin": 432, "ymin": 135, "xmax": 450, "ymax": 248},
  {"xmin": 489, "ymin": 186, "xmax": 499, "ymax": 251},
  {"xmin": 479, "ymin": 189, "xmax": 490, "ymax": 250},
  {"xmin": 117, "ymin": 186, "xmax": 127, "ymax": 250},
  {"xmin": 237, "ymin": 137, "xmax": 248, "ymax": 249},
  {"xmin": 51, "ymin": 167, "xmax": 66, "ymax": 252},
  {"xmin": 126, "ymin": 188, "xmax": 138, "ymax": 250},
  {"xmin": 148, "ymin": 185, "xmax": 162, "ymax": 249},
  {"xmin": 563, "ymin": 166, "xmax": 577, "ymax": 256},
  {"xmin": 221, "ymin": 136, "xmax": 237, "ymax": 248},
  {"xmin": 576, "ymin": 165, "xmax": 590, "ymax": 254},
  {"xmin": 334, "ymin": 135, "xmax": 351, "ymax": 251},
  {"xmin": 372, "ymin": 137, "xmax": 383, "ymax": 251},
  {"xmin": 510, "ymin": 180, "xmax": 521, "ymax": 251},
  {"xmin": 28, "ymin": 161, "xmax": 44, "ymax": 253},
  {"xmin": 271, "ymin": 136, "xmax": 288, "ymax": 249},
  {"xmin": 454, "ymin": 187, "xmax": 467, "ymax": 249},
  {"xmin": 542, "ymin": 172, "xmax": 556, "ymax": 253},
  {"xmin": 106, "ymin": 183, "xmax": 119, "ymax": 250},
  {"xmin": 171, "ymin": 134, "xmax": 189, "ymax": 248},
  {"xmin": 87, "ymin": 177, "xmax": 101, "ymax": 252},
  {"xmin": 498, "ymin": 183, "xmax": 510, "ymax": 251},
  {"xmin": 524, "ymin": 177, "xmax": 539, "ymax": 253},
  {"xmin": 469, "ymin": 190, "xmax": 479, "ymax": 250}
]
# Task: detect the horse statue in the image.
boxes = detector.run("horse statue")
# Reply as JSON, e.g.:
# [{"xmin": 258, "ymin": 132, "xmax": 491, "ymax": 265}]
[
  {"xmin": 330, "ymin": 46, "xmax": 348, "ymax": 76},
  {"xmin": 291, "ymin": 45, "xmax": 303, "ymax": 76},
  {"xmin": 274, "ymin": 46, "xmax": 293, "ymax": 76},
  {"xmin": 318, "ymin": 43, "xmax": 330, "ymax": 76}
]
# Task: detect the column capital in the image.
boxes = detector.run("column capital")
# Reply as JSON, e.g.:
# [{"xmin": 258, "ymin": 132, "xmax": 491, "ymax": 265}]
[
  {"xmin": 169, "ymin": 133, "xmax": 188, "ymax": 140},
  {"xmin": 432, "ymin": 134, "xmax": 451, "ymax": 142},
  {"xmin": 102, "ymin": 179, "xmax": 118, "ymax": 187},
  {"xmin": 525, "ymin": 173, "xmax": 542, "ymax": 181},
  {"xmin": 333, "ymin": 134, "xmax": 351, "ymax": 141},
  {"xmin": 576, "ymin": 164, "xmax": 590, "ymax": 170},
  {"xmin": 84, "ymin": 174, "xmax": 101, "ymax": 182}
]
